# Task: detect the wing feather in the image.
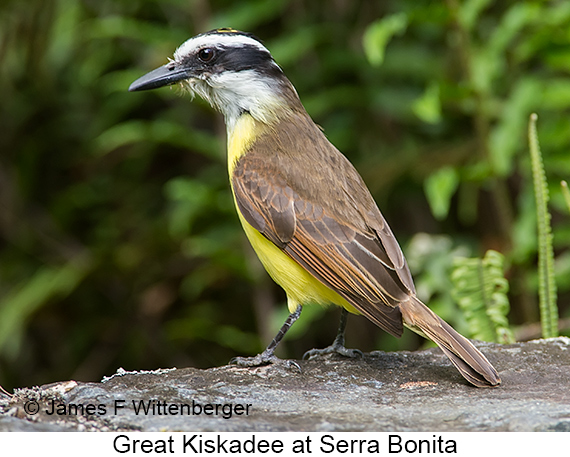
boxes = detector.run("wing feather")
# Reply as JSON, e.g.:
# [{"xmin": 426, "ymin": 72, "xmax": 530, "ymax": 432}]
[{"xmin": 232, "ymin": 148, "xmax": 415, "ymax": 337}]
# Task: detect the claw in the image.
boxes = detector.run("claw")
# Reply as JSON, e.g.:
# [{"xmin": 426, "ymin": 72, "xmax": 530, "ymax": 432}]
[
  {"xmin": 303, "ymin": 344, "xmax": 363, "ymax": 360},
  {"xmin": 230, "ymin": 351, "xmax": 301, "ymax": 372}
]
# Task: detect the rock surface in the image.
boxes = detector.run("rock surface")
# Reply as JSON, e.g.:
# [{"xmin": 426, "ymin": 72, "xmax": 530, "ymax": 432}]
[{"xmin": 1, "ymin": 338, "xmax": 569, "ymax": 432}]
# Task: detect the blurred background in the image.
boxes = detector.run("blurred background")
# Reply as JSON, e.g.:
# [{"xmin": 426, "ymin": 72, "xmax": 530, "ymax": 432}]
[{"xmin": 1, "ymin": 0, "xmax": 569, "ymax": 391}]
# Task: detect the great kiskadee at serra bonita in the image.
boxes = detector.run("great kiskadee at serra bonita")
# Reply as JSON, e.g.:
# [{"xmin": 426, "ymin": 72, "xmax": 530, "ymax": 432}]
[{"xmin": 129, "ymin": 28, "xmax": 500, "ymax": 387}]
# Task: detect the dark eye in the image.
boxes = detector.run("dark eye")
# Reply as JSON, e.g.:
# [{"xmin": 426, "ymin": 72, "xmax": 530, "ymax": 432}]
[{"xmin": 197, "ymin": 48, "xmax": 215, "ymax": 62}]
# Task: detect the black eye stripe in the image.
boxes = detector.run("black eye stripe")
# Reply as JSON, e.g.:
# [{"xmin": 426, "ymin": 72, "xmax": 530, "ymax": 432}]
[{"xmin": 186, "ymin": 44, "xmax": 282, "ymax": 78}]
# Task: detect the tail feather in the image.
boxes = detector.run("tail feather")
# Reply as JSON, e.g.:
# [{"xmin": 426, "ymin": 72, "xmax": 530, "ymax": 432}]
[{"xmin": 400, "ymin": 296, "xmax": 501, "ymax": 388}]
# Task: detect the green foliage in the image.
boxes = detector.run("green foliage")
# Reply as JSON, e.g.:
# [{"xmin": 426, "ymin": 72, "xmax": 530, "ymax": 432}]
[
  {"xmin": 528, "ymin": 114, "xmax": 558, "ymax": 338},
  {"xmin": 424, "ymin": 167, "xmax": 459, "ymax": 221},
  {"xmin": 363, "ymin": 13, "xmax": 408, "ymax": 67},
  {"xmin": 0, "ymin": 256, "xmax": 92, "ymax": 357},
  {"xmin": 451, "ymin": 251, "xmax": 514, "ymax": 344},
  {"xmin": 1, "ymin": 0, "xmax": 569, "ymax": 390},
  {"xmin": 412, "ymin": 82, "xmax": 442, "ymax": 125}
]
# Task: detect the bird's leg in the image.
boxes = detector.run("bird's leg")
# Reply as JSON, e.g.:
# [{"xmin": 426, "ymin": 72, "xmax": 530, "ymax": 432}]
[
  {"xmin": 303, "ymin": 308, "xmax": 363, "ymax": 360},
  {"xmin": 231, "ymin": 305, "xmax": 302, "ymax": 370}
]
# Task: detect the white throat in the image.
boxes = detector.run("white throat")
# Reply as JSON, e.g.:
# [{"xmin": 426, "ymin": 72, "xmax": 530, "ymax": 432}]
[{"xmin": 185, "ymin": 69, "xmax": 284, "ymax": 132}]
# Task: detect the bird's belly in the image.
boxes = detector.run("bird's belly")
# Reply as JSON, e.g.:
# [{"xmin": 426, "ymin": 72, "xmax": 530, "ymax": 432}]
[{"xmin": 237, "ymin": 211, "xmax": 359, "ymax": 315}]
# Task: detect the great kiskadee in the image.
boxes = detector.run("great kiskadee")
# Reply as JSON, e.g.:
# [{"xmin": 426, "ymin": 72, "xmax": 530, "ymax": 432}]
[{"xmin": 129, "ymin": 28, "xmax": 500, "ymax": 387}]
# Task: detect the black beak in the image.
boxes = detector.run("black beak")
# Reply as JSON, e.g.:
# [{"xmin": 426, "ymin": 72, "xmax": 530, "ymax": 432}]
[{"xmin": 129, "ymin": 62, "xmax": 193, "ymax": 92}]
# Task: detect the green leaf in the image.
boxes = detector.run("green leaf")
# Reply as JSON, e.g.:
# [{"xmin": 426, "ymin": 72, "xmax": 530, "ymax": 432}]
[
  {"xmin": 363, "ymin": 13, "xmax": 408, "ymax": 67},
  {"xmin": 412, "ymin": 82, "xmax": 441, "ymax": 124},
  {"xmin": 488, "ymin": 77, "xmax": 541, "ymax": 176},
  {"xmin": 458, "ymin": 0, "xmax": 493, "ymax": 31},
  {"xmin": 471, "ymin": 3, "xmax": 540, "ymax": 93},
  {"xmin": 424, "ymin": 167, "xmax": 459, "ymax": 220},
  {"xmin": 528, "ymin": 113, "xmax": 558, "ymax": 338},
  {"xmin": 451, "ymin": 250, "xmax": 514, "ymax": 343}
]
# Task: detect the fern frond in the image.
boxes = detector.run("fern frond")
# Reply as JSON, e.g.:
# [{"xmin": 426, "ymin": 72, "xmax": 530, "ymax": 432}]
[
  {"xmin": 561, "ymin": 180, "xmax": 570, "ymax": 215},
  {"xmin": 451, "ymin": 250, "xmax": 514, "ymax": 343},
  {"xmin": 528, "ymin": 113, "xmax": 558, "ymax": 338}
]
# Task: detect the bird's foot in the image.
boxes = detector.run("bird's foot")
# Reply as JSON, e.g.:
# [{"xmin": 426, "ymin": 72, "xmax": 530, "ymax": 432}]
[
  {"xmin": 303, "ymin": 342, "xmax": 363, "ymax": 360},
  {"xmin": 230, "ymin": 349, "xmax": 301, "ymax": 372}
]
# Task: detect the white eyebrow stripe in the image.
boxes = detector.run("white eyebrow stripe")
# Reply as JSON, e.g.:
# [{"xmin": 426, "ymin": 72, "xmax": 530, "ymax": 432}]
[{"xmin": 174, "ymin": 34, "xmax": 269, "ymax": 60}]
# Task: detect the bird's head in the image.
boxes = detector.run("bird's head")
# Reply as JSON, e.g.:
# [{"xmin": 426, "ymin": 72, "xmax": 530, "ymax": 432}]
[{"xmin": 129, "ymin": 28, "xmax": 300, "ymax": 129}]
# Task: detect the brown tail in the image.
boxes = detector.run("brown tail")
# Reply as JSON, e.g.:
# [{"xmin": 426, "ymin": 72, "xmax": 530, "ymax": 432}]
[{"xmin": 399, "ymin": 295, "xmax": 501, "ymax": 388}]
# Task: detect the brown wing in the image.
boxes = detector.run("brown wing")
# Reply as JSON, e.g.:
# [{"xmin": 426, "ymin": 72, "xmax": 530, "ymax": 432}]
[{"xmin": 232, "ymin": 139, "xmax": 415, "ymax": 337}]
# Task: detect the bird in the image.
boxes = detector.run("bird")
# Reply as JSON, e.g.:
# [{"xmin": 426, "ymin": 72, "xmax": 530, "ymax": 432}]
[{"xmin": 129, "ymin": 28, "xmax": 501, "ymax": 387}]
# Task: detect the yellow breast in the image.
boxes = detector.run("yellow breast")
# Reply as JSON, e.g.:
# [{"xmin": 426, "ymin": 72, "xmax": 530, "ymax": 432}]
[{"xmin": 227, "ymin": 113, "xmax": 261, "ymax": 175}]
